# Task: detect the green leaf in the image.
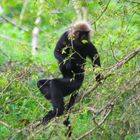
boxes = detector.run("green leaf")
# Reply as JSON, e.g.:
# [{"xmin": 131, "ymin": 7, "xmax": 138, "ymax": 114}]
[{"xmin": 82, "ymin": 40, "xmax": 88, "ymax": 44}]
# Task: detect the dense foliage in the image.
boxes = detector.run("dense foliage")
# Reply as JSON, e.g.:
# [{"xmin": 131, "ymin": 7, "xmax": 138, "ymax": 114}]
[{"xmin": 0, "ymin": 0, "xmax": 140, "ymax": 139}]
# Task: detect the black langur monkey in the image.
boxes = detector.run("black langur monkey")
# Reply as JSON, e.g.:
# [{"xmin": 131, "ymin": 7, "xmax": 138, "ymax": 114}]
[{"xmin": 37, "ymin": 21, "xmax": 101, "ymax": 125}]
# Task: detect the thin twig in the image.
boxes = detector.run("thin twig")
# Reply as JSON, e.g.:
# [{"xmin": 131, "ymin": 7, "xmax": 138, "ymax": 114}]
[
  {"xmin": 128, "ymin": 0, "xmax": 140, "ymax": 4},
  {"xmin": 1, "ymin": 16, "xmax": 28, "ymax": 31},
  {"xmin": 77, "ymin": 105, "xmax": 113, "ymax": 140},
  {"xmin": 92, "ymin": 0, "xmax": 111, "ymax": 25}
]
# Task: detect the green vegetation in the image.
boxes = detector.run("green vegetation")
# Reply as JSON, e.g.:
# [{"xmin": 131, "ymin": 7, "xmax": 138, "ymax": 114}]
[{"xmin": 0, "ymin": 0, "xmax": 140, "ymax": 139}]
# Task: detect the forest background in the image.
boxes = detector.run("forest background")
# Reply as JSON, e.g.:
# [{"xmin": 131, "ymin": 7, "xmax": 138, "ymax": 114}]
[{"xmin": 0, "ymin": 0, "xmax": 140, "ymax": 139}]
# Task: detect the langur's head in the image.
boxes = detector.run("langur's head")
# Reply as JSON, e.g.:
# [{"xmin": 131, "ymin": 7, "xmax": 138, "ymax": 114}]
[{"xmin": 68, "ymin": 21, "xmax": 91, "ymax": 43}]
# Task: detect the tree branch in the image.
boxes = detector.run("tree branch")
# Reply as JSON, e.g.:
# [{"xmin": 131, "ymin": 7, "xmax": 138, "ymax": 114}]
[
  {"xmin": 32, "ymin": 47, "xmax": 140, "ymax": 129},
  {"xmin": 76, "ymin": 47, "xmax": 140, "ymax": 103},
  {"xmin": 77, "ymin": 59, "xmax": 140, "ymax": 140}
]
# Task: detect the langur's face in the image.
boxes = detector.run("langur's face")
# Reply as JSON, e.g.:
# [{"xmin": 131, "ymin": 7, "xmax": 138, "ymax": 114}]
[{"xmin": 74, "ymin": 31, "xmax": 90, "ymax": 42}]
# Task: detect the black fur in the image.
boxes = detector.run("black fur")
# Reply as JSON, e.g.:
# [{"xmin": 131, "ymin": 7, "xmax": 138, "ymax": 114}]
[{"xmin": 37, "ymin": 30, "xmax": 101, "ymax": 125}]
